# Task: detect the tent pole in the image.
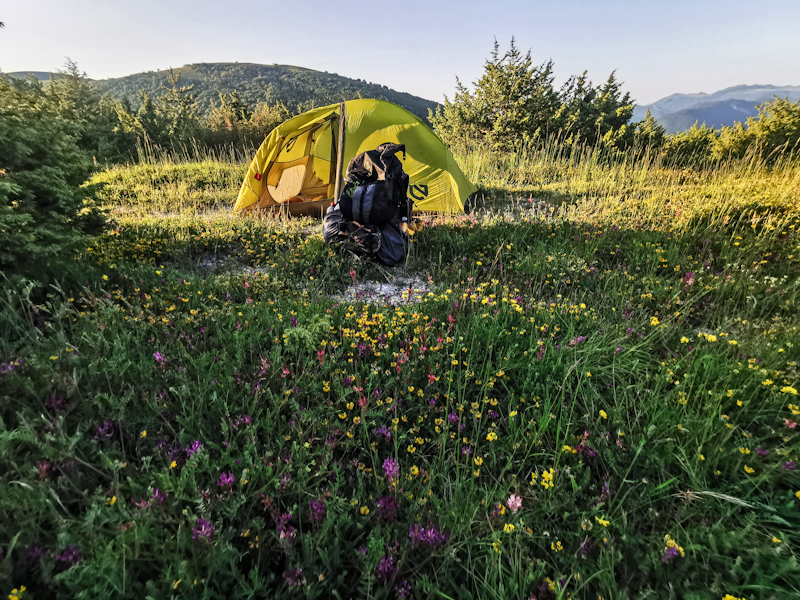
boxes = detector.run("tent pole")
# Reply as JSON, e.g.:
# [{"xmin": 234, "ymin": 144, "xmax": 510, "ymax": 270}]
[{"xmin": 332, "ymin": 101, "xmax": 346, "ymax": 204}]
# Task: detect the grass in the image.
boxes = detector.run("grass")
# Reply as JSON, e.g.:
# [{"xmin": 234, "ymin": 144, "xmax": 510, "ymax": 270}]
[{"xmin": 1, "ymin": 143, "xmax": 799, "ymax": 600}]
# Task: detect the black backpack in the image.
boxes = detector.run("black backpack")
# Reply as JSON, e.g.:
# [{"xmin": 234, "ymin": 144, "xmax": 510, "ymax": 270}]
[
  {"xmin": 338, "ymin": 143, "xmax": 411, "ymax": 226},
  {"xmin": 322, "ymin": 202, "xmax": 407, "ymax": 266}
]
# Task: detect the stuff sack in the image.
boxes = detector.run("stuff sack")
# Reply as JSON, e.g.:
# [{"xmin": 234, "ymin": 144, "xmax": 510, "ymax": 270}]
[
  {"xmin": 339, "ymin": 143, "xmax": 411, "ymax": 226},
  {"xmin": 322, "ymin": 203, "xmax": 381, "ymax": 257},
  {"xmin": 376, "ymin": 222, "xmax": 408, "ymax": 266}
]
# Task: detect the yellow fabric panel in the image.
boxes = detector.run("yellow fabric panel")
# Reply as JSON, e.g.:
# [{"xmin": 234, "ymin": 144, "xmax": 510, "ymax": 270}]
[
  {"xmin": 311, "ymin": 156, "xmax": 332, "ymax": 185},
  {"xmin": 266, "ymin": 155, "xmax": 308, "ymax": 187},
  {"xmin": 234, "ymin": 100, "xmax": 476, "ymax": 214},
  {"xmin": 311, "ymin": 121, "xmax": 333, "ymax": 159},
  {"xmin": 234, "ymin": 107, "xmax": 338, "ymax": 212},
  {"xmin": 274, "ymin": 128, "xmax": 314, "ymax": 164},
  {"xmin": 268, "ymin": 164, "xmax": 306, "ymax": 202}
]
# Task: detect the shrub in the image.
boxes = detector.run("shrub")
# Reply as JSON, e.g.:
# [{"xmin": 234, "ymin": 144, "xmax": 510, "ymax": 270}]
[{"xmin": 0, "ymin": 76, "xmax": 106, "ymax": 278}]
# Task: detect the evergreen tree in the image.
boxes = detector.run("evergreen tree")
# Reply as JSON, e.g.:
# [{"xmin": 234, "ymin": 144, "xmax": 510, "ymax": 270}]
[
  {"xmin": 113, "ymin": 70, "xmax": 202, "ymax": 148},
  {"xmin": 429, "ymin": 39, "xmax": 561, "ymax": 150},
  {"xmin": 157, "ymin": 69, "xmax": 201, "ymax": 142},
  {"xmin": 207, "ymin": 91, "xmax": 252, "ymax": 132},
  {"xmin": 46, "ymin": 59, "xmax": 134, "ymax": 162},
  {"xmin": 555, "ymin": 71, "xmax": 635, "ymax": 149},
  {"xmin": 634, "ymin": 109, "xmax": 666, "ymax": 148},
  {"xmin": 0, "ymin": 77, "xmax": 105, "ymax": 277}
]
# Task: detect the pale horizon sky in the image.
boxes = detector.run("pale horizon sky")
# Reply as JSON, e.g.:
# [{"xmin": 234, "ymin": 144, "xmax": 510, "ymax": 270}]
[{"xmin": 2, "ymin": 0, "xmax": 799, "ymax": 106}]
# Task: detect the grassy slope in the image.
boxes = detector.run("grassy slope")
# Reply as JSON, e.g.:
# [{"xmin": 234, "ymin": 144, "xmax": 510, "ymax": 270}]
[{"xmin": 1, "ymin": 148, "xmax": 800, "ymax": 599}]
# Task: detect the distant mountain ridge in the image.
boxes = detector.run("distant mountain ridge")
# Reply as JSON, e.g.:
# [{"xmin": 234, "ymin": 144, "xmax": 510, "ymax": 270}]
[
  {"xmin": 8, "ymin": 63, "xmax": 439, "ymax": 122},
  {"xmin": 633, "ymin": 84, "xmax": 800, "ymax": 133}
]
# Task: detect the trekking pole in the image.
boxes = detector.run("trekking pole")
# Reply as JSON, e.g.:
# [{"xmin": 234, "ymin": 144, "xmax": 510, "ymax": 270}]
[{"xmin": 333, "ymin": 102, "xmax": 347, "ymax": 204}]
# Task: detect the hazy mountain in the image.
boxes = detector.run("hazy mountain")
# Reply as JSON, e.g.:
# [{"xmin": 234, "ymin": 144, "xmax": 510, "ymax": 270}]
[
  {"xmin": 632, "ymin": 84, "xmax": 800, "ymax": 132},
  {"xmin": 7, "ymin": 71, "xmax": 62, "ymax": 83},
  {"xmin": 658, "ymin": 99, "xmax": 762, "ymax": 134}
]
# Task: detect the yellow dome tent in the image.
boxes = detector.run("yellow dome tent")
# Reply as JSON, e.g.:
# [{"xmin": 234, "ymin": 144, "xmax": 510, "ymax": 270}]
[{"xmin": 233, "ymin": 99, "xmax": 475, "ymax": 216}]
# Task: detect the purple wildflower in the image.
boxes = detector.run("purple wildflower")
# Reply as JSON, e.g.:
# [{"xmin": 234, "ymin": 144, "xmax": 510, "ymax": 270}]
[
  {"xmin": 0, "ymin": 358, "xmax": 24, "ymax": 374},
  {"xmin": 45, "ymin": 395, "xmax": 66, "ymax": 413},
  {"xmin": 192, "ymin": 518, "xmax": 215, "ymax": 544},
  {"xmin": 373, "ymin": 425, "xmax": 392, "ymax": 442},
  {"xmin": 376, "ymin": 555, "xmax": 397, "ymax": 581},
  {"xmin": 290, "ymin": 316, "xmax": 298, "ymax": 328},
  {"xmin": 283, "ymin": 568, "xmax": 303, "ymax": 586},
  {"xmin": 310, "ymin": 500, "xmax": 326, "ymax": 525},
  {"xmin": 280, "ymin": 472, "xmax": 292, "ymax": 491},
  {"xmin": 409, "ymin": 523, "xmax": 450, "ymax": 549},
  {"xmin": 395, "ymin": 580, "xmax": 412, "ymax": 599},
  {"xmin": 278, "ymin": 512, "xmax": 295, "ymax": 543},
  {"xmin": 448, "ymin": 412, "xmax": 460, "ymax": 425},
  {"xmin": 755, "ymin": 447, "xmax": 768, "ymax": 456},
  {"xmin": 375, "ymin": 495, "xmax": 399, "ymax": 524},
  {"xmin": 153, "ymin": 351, "xmax": 166, "ymax": 364},
  {"xmin": 577, "ymin": 536, "xmax": 595, "ymax": 556},
  {"xmin": 26, "ymin": 544, "xmax": 45, "ymax": 564},
  {"xmin": 782, "ymin": 461, "xmax": 796, "ymax": 471},
  {"xmin": 151, "ymin": 487, "xmax": 166, "ymax": 503},
  {"xmin": 383, "ymin": 457, "xmax": 399, "ymax": 484},
  {"xmin": 232, "ymin": 414, "xmax": 252, "ymax": 428},
  {"xmin": 56, "ymin": 544, "xmax": 83, "ymax": 567},
  {"xmin": 95, "ymin": 420, "xmax": 115, "ymax": 440},
  {"xmin": 186, "ymin": 440, "xmax": 203, "ymax": 456},
  {"xmin": 661, "ymin": 545, "xmax": 680, "ymax": 563},
  {"xmin": 218, "ymin": 471, "xmax": 235, "ymax": 489},
  {"xmin": 568, "ymin": 335, "xmax": 587, "ymax": 347},
  {"xmin": 131, "ymin": 497, "xmax": 148, "ymax": 508}
]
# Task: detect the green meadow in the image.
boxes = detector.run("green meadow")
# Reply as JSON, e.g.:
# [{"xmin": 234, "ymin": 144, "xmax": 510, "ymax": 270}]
[{"xmin": 2, "ymin": 142, "xmax": 799, "ymax": 600}]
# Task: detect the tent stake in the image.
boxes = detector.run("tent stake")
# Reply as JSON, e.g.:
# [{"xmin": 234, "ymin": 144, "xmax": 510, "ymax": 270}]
[{"xmin": 332, "ymin": 101, "xmax": 346, "ymax": 204}]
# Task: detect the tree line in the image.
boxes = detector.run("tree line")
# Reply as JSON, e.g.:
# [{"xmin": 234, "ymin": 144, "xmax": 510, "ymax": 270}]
[
  {"xmin": 429, "ymin": 40, "xmax": 800, "ymax": 165},
  {"xmin": 3, "ymin": 61, "xmax": 301, "ymax": 165}
]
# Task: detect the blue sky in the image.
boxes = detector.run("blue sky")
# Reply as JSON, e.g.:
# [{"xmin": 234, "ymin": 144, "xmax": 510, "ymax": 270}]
[{"xmin": 2, "ymin": 0, "xmax": 799, "ymax": 105}]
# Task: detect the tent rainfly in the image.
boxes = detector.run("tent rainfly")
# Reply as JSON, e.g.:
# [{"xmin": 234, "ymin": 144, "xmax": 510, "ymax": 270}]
[{"xmin": 233, "ymin": 99, "xmax": 476, "ymax": 216}]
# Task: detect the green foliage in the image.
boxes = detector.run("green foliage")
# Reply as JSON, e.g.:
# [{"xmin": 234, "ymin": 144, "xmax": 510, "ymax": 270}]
[
  {"xmin": 93, "ymin": 62, "xmax": 438, "ymax": 123},
  {"xmin": 429, "ymin": 39, "xmax": 561, "ymax": 151},
  {"xmin": 662, "ymin": 123, "xmax": 718, "ymax": 166},
  {"xmin": 431, "ymin": 41, "xmax": 638, "ymax": 153},
  {"xmin": 2, "ymin": 150, "xmax": 800, "ymax": 598},
  {"xmin": 555, "ymin": 70, "xmax": 635, "ymax": 149},
  {"xmin": 114, "ymin": 69, "xmax": 202, "ymax": 148},
  {"xmin": 44, "ymin": 60, "xmax": 135, "ymax": 163},
  {"xmin": 634, "ymin": 108, "xmax": 667, "ymax": 148},
  {"xmin": 0, "ymin": 76, "xmax": 105, "ymax": 278},
  {"xmin": 204, "ymin": 93, "xmax": 292, "ymax": 148}
]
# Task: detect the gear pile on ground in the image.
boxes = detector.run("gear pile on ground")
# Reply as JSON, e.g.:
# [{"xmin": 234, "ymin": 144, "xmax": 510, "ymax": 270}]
[{"xmin": 323, "ymin": 143, "xmax": 417, "ymax": 266}]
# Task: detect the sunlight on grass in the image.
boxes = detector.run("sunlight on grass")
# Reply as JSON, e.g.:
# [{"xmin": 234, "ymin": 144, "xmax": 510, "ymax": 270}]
[{"xmin": 3, "ymin": 144, "xmax": 800, "ymax": 599}]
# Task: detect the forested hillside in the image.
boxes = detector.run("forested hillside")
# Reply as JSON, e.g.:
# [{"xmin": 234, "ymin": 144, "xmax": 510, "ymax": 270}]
[{"xmin": 92, "ymin": 62, "xmax": 438, "ymax": 120}]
